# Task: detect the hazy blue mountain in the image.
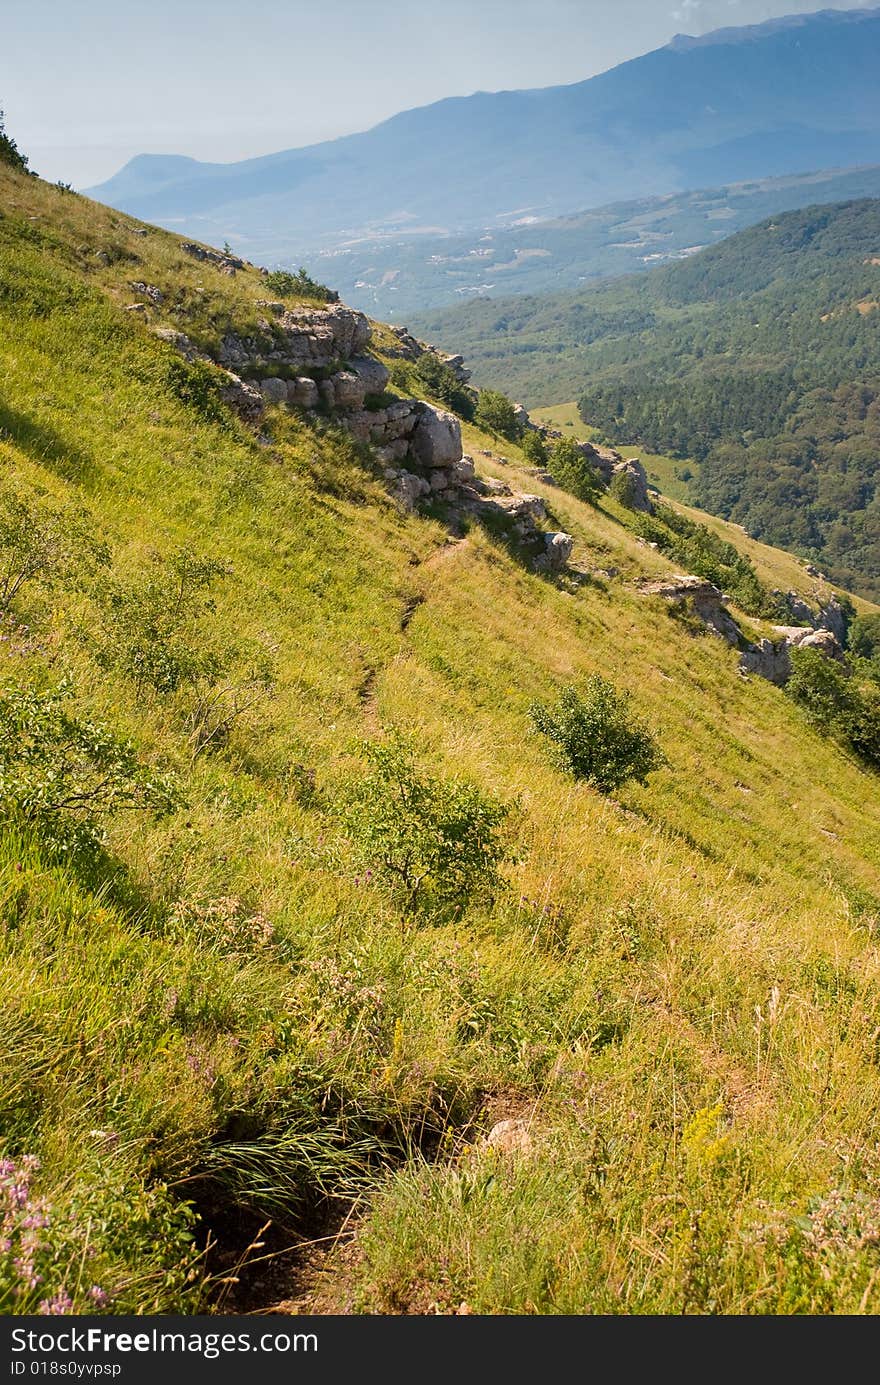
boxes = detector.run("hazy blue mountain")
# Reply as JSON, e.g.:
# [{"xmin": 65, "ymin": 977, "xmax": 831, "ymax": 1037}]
[{"xmin": 87, "ymin": 8, "xmax": 880, "ymax": 263}]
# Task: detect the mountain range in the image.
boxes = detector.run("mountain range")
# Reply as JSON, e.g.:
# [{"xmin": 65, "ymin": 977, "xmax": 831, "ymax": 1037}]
[{"xmin": 87, "ymin": 7, "xmax": 880, "ymax": 264}]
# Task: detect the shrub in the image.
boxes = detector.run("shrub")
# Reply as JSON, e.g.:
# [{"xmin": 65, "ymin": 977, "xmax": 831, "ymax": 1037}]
[
  {"xmin": 0, "ymin": 680, "xmax": 178, "ymax": 853},
  {"xmin": 609, "ymin": 468, "xmax": 641, "ymax": 509},
  {"xmin": 549, "ymin": 438, "xmax": 602, "ymax": 502},
  {"xmin": 98, "ymin": 548, "xmax": 231, "ymax": 696},
  {"xmin": 264, "ymin": 267, "xmax": 338, "ymax": 303},
  {"xmin": 474, "ymin": 389, "xmax": 519, "ymax": 442},
  {"xmin": 0, "ymin": 110, "xmax": 28, "ymax": 174},
  {"xmin": 0, "ymin": 487, "xmax": 108, "ymax": 613},
  {"xmin": 529, "ymin": 678, "xmax": 665, "ymax": 792},
  {"xmin": 343, "ymin": 733, "xmax": 513, "ymax": 920},
  {"xmin": 848, "ymin": 614, "xmax": 880, "ymax": 661},
  {"xmin": 412, "ymin": 354, "xmax": 474, "ymax": 419},
  {"xmin": 786, "ymin": 648, "xmax": 857, "ymax": 734},
  {"xmin": 520, "ymin": 430, "xmax": 548, "ymax": 466}
]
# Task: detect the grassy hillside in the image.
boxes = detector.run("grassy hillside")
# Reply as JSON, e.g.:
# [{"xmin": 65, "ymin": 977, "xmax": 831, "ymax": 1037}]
[
  {"xmin": 4, "ymin": 163, "xmax": 880, "ymax": 1316},
  {"xmin": 419, "ymin": 199, "xmax": 880, "ymax": 600}
]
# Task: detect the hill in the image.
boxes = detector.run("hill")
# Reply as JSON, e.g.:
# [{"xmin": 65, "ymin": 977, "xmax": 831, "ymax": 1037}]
[
  {"xmin": 4, "ymin": 158, "xmax": 880, "ymax": 1316},
  {"xmin": 416, "ymin": 198, "xmax": 880, "ymax": 599},
  {"xmin": 86, "ymin": 8, "xmax": 880, "ymax": 263}
]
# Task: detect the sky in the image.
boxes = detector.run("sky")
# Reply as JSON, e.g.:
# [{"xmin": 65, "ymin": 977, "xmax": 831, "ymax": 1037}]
[{"xmin": 2, "ymin": 0, "xmax": 876, "ymax": 187}]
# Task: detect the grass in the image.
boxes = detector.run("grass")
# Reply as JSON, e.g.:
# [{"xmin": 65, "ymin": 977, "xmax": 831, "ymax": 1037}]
[{"xmin": 2, "ymin": 164, "xmax": 880, "ymax": 1314}]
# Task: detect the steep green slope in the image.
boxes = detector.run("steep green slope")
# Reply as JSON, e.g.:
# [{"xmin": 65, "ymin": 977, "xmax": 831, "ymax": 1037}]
[
  {"xmin": 417, "ymin": 199, "xmax": 880, "ymax": 600},
  {"xmin": 4, "ymin": 165, "xmax": 880, "ymax": 1316}
]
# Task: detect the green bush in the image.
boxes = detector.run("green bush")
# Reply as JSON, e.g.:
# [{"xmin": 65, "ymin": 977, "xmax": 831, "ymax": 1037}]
[
  {"xmin": 412, "ymin": 354, "xmax": 474, "ymax": 419},
  {"xmin": 474, "ymin": 389, "xmax": 519, "ymax": 442},
  {"xmin": 786, "ymin": 648, "xmax": 857, "ymax": 733},
  {"xmin": 529, "ymin": 678, "xmax": 665, "ymax": 792},
  {"xmin": 848, "ymin": 614, "xmax": 880, "ymax": 661},
  {"xmin": 343, "ymin": 733, "xmax": 513, "ymax": 920},
  {"xmin": 786, "ymin": 647, "xmax": 880, "ymax": 769},
  {"xmin": 0, "ymin": 486, "xmax": 108, "ymax": 613},
  {"xmin": 98, "ymin": 548, "xmax": 231, "ymax": 696},
  {"xmin": 0, "ymin": 680, "xmax": 178, "ymax": 854},
  {"xmin": 520, "ymin": 430, "xmax": 548, "ymax": 466},
  {"xmin": 549, "ymin": 438, "xmax": 602, "ymax": 502},
  {"xmin": 609, "ymin": 468, "xmax": 641, "ymax": 509},
  {"xmin": 0, "ymin": 110, "xmax": 28, "ymax": 174},
  {"xmin": 264, "ymin": 267, "xmax": 338, "ymax": 303}
]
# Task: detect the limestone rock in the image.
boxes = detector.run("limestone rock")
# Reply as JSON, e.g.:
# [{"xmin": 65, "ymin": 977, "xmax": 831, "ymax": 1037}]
[
  {"xmin": 642, "ymin": 575, "xmax": 741, "ymax": 644},
  {"xmin": 485, "ymin": 1119, "xmax": 533, "ymax": 1156},
  {"xmin": 129, "ymin": 280, "xmax": 163, "ymax": 305},
  {"xmin": 611, "ymin": 457, "xmax": 652, "ymax": 513},
  {"xmin": 349, "ymin": 355, "xmax": 390, "ymax": 397},
  {"xmin": 259, "ymin": 377, "xmax": 288, "ymax": 405},
  {"xmin": 409, "ymin": 406, "xmax": 463, "ymax": 469},
  {"xmin": 290, "ymin": 377, "xmax": 319, "ymax": 409},
  {"xmin": 219, "ymin": 372, "xmax": 264, "ymax": 423},
  {"xmin": 393, "ymin": 470, "xmax": 431, "ymax": 512},
  {"xmin": 153, "ymin": 327, "xmax": 198, "ymax": 361},
  {"xmin": 739, "ymin": 638, "xmax": 791, "ymax": 685},
  {"xmin": 330, "ymin": 370, "xmax": 364, "ymax": 410},
  {"xmin": 536, "ymin": 532, "xmax": 574, "ymax": 573}
]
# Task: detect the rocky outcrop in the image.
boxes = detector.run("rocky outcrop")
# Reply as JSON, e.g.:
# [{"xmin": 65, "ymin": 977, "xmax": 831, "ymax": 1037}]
[
  {"xmin": 611, "ymin": 457, "xmax": 653, "ymax": 513},
  {"xmin": 642, "ymin": 575, "xmax": 741, "ymax": 643},
  {"xmin": 409, "ymin": 408, "xmax": 462, "ymax": 469},
  {"xmin": 180, "ymin": 241, "xmax": 244, "ymax": 273},
  {"xmin": 739, "ymin": 638, "xmax": 792, "ymax": 685},
  {"xmin": 536, "ymin": 532, "xmax": 575, "ymax": 573}
]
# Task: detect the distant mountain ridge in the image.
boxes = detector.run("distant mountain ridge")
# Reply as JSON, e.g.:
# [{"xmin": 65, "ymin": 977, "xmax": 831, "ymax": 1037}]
[{"xmin": 86, "ymin": 8, "xmax": 880, "ymax": 261}]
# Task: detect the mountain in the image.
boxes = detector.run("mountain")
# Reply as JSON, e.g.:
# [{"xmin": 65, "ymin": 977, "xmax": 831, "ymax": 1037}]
[
  {"xmin": 5, "ymin": 153, "xmax": 880, "ymax": 1317},
  {"xmin": 415, "ymin": 198, "xmax": 880, "ymax": 596},
  {"xmin": 324, "ymin": 165, "xmax": 880, "ymax": 319},
  {"xmin": 86, "ymin": 8, "xmax": 880, "ymax": 263}
]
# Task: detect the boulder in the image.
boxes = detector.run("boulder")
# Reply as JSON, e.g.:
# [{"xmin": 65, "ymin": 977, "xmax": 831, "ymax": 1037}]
[
  {"xmin": 484, "ymin": 1119, "xmax": 533, "ymax": 1157},
  {"xmin": 537, "ymin": 532, "xmax": 574, "ymax": 573},
  {"xmin": 330, "ymin": 370, "xmax": 364, "ymax": 410},
  {"xmin": 259, "ymin": 377, "xmax": 289, "ymax": 405},
  {"xmin": 350, "ymin": 355, "xmax": 390, "ymax": 397},
  {"xmin": 409, "ymin": 406, "xmax": 463, "ymax": 469},
  {"xmin": 739, "ymin": 638, "xmax": 791, "ymax": 685},
  {"xmin": 219, "ymin": 372, "xmax": 264, "ymax": 423},
  {"xmin": 393, "ymin": 470, "xmax": 431, "ymax": 512},
  {"xmin": 290, "ymin": 376, "xmax": 319, "ymax": 409},
  {"xmin": 153, "ymin": 327, "xmax": 198, "ymax": 361},
  {"xmin": 319, "ymin": 378, "xmax": 336, "ymax": 409},
  {"xmin": 129, "ymin": 280, "xmax": 163, "ymax": 305}
]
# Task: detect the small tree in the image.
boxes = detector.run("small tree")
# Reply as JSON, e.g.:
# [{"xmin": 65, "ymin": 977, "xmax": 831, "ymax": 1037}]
[
  {"xmin": 474, "ymin": 389, "xmax": 518, "ymax": 442},
  {"xmin": 264, "ymin": 267, "xmax": 338, "ymax": 303},
  {"xmin": 785, "ymin": 647, "xmax": 857, "ymax": 734},
  {"xmin": 98, "ymin": 548, "xmax": 231, "ymax": 695},
  {"xmin": 0, "ymin": 488, "xmax": 108, "ymax": 613},
  {"xmin": 0, "ymin": 109, "xmax": 28, "ymax": 173},
  {"xmin": 520, "ymin": 430, "xmax": 548, "ymax": 466},
  {"xmin": 529, "ymin": 678, "xmax": 664, "ymax": 792},
  {"xmin": 0, "ymin": 681, "xmax": 178, "ymax": 854},
  {"xmin": 549, "ymin": 438, "xmax": 602, "ymax": 502},
  {"xmin": 343, "ymin": 733, "xmax": 513, "ymax": 921}
]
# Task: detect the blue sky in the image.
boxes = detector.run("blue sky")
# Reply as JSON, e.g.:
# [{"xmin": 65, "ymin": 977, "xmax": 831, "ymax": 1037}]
[{"xmin": 2, "ymin": 0, "xmax": 875, "ymax": 186}]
